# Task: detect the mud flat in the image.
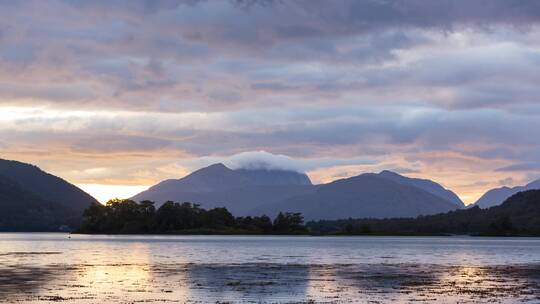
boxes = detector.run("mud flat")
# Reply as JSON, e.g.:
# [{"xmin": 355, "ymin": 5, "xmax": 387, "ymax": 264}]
[
  {"xmin": 1, "ymin": 261, "xmax": 540, "ymax": 303},
  {"xmin": 1, "ymin": 234, "xmax": 540, "ymax": 303}
]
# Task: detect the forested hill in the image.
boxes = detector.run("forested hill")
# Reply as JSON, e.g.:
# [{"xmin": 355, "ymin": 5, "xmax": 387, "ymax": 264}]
[
  {"xmin": 0, "ymin": 176, "xmax": 75, "ymax": 231},
  {"xmin": 0, "ymin": 159, "xmax": 98, "ymax": 231},
  {"xmin": 0, "ymin": 159, "xmax": 97, "ymax": 214},
  {"xmin": 307, "ymin": 190, "xmax": 540, "ymax": 236}
]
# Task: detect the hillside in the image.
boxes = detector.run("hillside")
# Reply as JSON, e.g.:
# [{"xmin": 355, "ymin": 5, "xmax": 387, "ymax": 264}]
[
  {"xmin": 0, "ymin": 159, "xmax": 98, "ymax": 231},
  {"xmin": 377, "ymin": 170, "xmax": 464, "ymax": 208},
  {"xmin": 474, "ymin": 179, "xmax": 540, "ymax": 208},
  {"xmin": 308, "ymin": 190, "xmax": 540, "ymax": 236},
  {"xmin": 254, "ymin": 173, "xmax": 459, "ymax": 220}
]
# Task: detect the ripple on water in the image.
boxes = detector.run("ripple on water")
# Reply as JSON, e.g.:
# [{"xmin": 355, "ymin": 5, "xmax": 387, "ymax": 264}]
[{"xmin": 1, "ymin": 234, "xmax": 540, "ymax": 303}]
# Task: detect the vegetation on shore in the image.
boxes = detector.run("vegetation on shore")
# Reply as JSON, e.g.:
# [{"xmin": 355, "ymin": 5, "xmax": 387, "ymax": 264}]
[
  {"xmin": 77, "ymin": 199, "xmax": 307, "ymax": 235},
  {"xmin": 77, "ymin": 190, "xmax": 540, "ymax": 236},
  {"xmin": 308, "ymin": 190, "xmax": 540, "ymax": 236}
]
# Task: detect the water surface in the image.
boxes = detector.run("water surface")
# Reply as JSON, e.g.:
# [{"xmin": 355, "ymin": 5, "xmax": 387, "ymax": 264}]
[{"xmin": 1, "ymin": 233, "xmax": 539, "ymax": 303}]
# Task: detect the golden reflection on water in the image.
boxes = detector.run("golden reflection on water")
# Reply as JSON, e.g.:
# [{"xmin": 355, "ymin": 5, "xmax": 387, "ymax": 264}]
[
  {"xmin": 1, "ymin": 234, "xmax": 540, "ymax": 303},
  {"xmin": 37, "ymin": 242, "xmax": 192, "ymax": 303},
  {"xmin": 304, "ymin": 265, "xmax": 344, "ymax": 300}
]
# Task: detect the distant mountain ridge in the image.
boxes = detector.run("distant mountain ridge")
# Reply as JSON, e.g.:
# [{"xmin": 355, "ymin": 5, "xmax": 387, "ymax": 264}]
[
  {"xmin": 0, "ymin": 159, "xmax": 98, "ymax": 231},
  {"xmin": 254, "ymin": 172, "xmax": 460, "ymax": 220},
  {"xmin": 132, "ymin": 164, "xmax": 463, "ymax": 220},
  {"xmin": 474, "ymin": 178, "xmax": 540, "ymax": 209}
]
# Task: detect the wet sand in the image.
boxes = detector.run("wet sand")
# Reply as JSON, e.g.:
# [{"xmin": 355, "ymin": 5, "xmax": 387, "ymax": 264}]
[{"xmin": 1, "ymin": 259, "xmax": 540, "ymax": 303}]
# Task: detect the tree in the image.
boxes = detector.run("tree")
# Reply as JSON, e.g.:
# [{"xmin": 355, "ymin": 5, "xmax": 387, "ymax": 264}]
[
  {"xmin": 78, "ymin": 199, "xmax": 310, "ymax": 235},
  {"xmin": 204, "ymin": 207, "xmax": 235, "ymax": 228},
  {"xmin": 79, "ymin": 202, "xmax": 107, "ymax": 232},
  {"xmin": 273, "ymin": 212, "xmax": 307, "ymax": 234}
]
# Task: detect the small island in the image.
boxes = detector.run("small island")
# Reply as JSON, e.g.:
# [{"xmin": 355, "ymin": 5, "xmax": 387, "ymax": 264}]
[{"xmin": 77, "ymin": 199, "xmax": 309, "ymax": 235}]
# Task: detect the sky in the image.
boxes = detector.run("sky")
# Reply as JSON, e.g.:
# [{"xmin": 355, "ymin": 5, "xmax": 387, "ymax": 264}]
[{"xmin": 1, "ymin": 0, "xmax": 540, "ymax": 204}]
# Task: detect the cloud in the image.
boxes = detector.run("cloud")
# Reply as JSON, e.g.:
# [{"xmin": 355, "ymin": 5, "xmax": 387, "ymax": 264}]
[
  {"xmin": 496, "ymin": 163, "xmax": 540, "ymax": 172},
  {"xmin": 2, "ymin": 104, "xmax": 540, "ymax": 164},
  {"xmin": 1, "ymin": 1, "xmax": 540, "ymax": 203},
  {"xmin": 498, "ymin": 177, "xmax": 514, "ymax": 186},
  {"xmin": 179, "ymin": 151, "xmax": 376, "ymax": 173},
  {"xmin": 225, "ymin": 151, "xmax": 304, "ymax": 171},
  {"xmin": 0, "ymin": 1, "xmax": 538, "ymax": 113}
]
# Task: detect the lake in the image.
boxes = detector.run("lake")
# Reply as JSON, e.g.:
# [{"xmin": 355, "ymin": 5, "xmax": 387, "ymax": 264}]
[{"xmin": 1, "ymin": 233, "xmax": 540, "ymax": 303}]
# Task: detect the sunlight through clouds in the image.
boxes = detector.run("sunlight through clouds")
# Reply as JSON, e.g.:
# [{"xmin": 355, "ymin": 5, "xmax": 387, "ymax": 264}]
[
  {"xmin": 1, "ymin": 0, "xmax": 540, "ymax": 204},
  {"xmin": 76, "ymin": 184, "xmax": 150, "ymax": 204}
]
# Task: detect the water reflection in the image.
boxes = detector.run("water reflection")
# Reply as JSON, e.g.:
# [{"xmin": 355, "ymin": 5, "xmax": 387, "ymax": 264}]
[
  {"xmin": 3, "ymin": 262, "xmax": 538, "ymax": 303},
  {"xmin": 1, "ymin": 234, "xmax": 540, "ymax": 303},
  {"xmin": 0, "ymin": 265, "xmax": 57, "ymax": 296},
  {"xmin": 179, "ymin": 263, "xmax": 311, "ymax": 302}
]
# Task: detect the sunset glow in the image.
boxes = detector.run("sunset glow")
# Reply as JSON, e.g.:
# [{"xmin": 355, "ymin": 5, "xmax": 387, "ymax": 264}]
[
  {"xmin": 2, "ymin": 2, "xmax": 540, "ymax": 304},
  {"xmin": 1, "ymin": 1, "xmax": 539, "ymax": 205},
  {"xmin": 76, "ymin": 184, "xmax": 150, "ymax": 204}
]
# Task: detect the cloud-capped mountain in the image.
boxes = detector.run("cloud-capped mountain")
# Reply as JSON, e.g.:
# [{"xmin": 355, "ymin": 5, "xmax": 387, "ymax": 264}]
[
  {"xmin": 132, "ymin": 164, "xmax": 462, "ymax": 220},
  {"xmin": 474, "ymin": 178, "xmax": 540, "ymax": 209},
  {"xmin": 131, "ymin": 163, "xmax": 314, "ymax": 215},
  {"xmin": 0, "ymin": 159, "xmax": 98, "ymax": 231}
]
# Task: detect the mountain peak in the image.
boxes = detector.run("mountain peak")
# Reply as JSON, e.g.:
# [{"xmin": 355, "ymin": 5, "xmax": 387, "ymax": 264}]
[
  {"xmin": 375, "ymin": 169, "xmax": 464, "ymax": 208},
  {"xmin": 378, "ymin": 170, "xmax": 400, "ymax": 177},
  {"xmin": 475, "ymin": 177, "xmax": 540, "ymax": 209},
  {"xmin": 202, "ymin": 162, "xmax": 229, "ymax": 171},
  {"xmin": 234, "ymin": 167, "xmax": 312, "ymax": 186},
  {"xmin": 255, "ymin": 170, "xmax": 460, "ymax": 220},
  {"xmin": 187, "ymin": 163, "xmax": 233, "ymax": 177}
]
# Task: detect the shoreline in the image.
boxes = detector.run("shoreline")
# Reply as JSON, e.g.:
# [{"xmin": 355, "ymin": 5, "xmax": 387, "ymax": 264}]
[{"xmin": 69, "ymin": 232, "xmax": 539, "ymax": 237}]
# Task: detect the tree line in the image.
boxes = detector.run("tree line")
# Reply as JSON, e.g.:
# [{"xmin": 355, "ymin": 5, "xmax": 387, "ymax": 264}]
[
  {"xmin": 307, "ymin": 190, "xmax": 540, "ymax": 236},
  {"xmin": 78, "ymin": 199, "xmax": 308, "ymax": 234},
  {"xmin": 78, "ymin": 190, "xmax": 540, "ymax": 236}
]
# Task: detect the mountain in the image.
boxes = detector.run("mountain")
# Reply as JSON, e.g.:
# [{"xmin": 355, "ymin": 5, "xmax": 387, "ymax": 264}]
[
  {"xmin": 133, "ymin": 164, "xmax": 462, "ymax": 220},
  {"xmin": 234, "ymin": 168, "xmax": 312, "ymax": 186},
  {"xmin": 254, "ymin": 173, "xmax": 460, "ymax": 220},
  {"xmin": 0, "ymin": 175, "xmax": 71, "ymax": 231},
  {"xmin": 0, "ymin": 159, "xmax": 99, "ymax": 231},
  {"xmin": 131, "ymin": 163, "xmax": 314, "ymax": 215},
  {"xmin": 377, "ymin": 170, "xmax": 464, "ymax": 208},
  {"xmin": 474, "ymin": 178, "xmax": 540, "ymax": 209}
]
